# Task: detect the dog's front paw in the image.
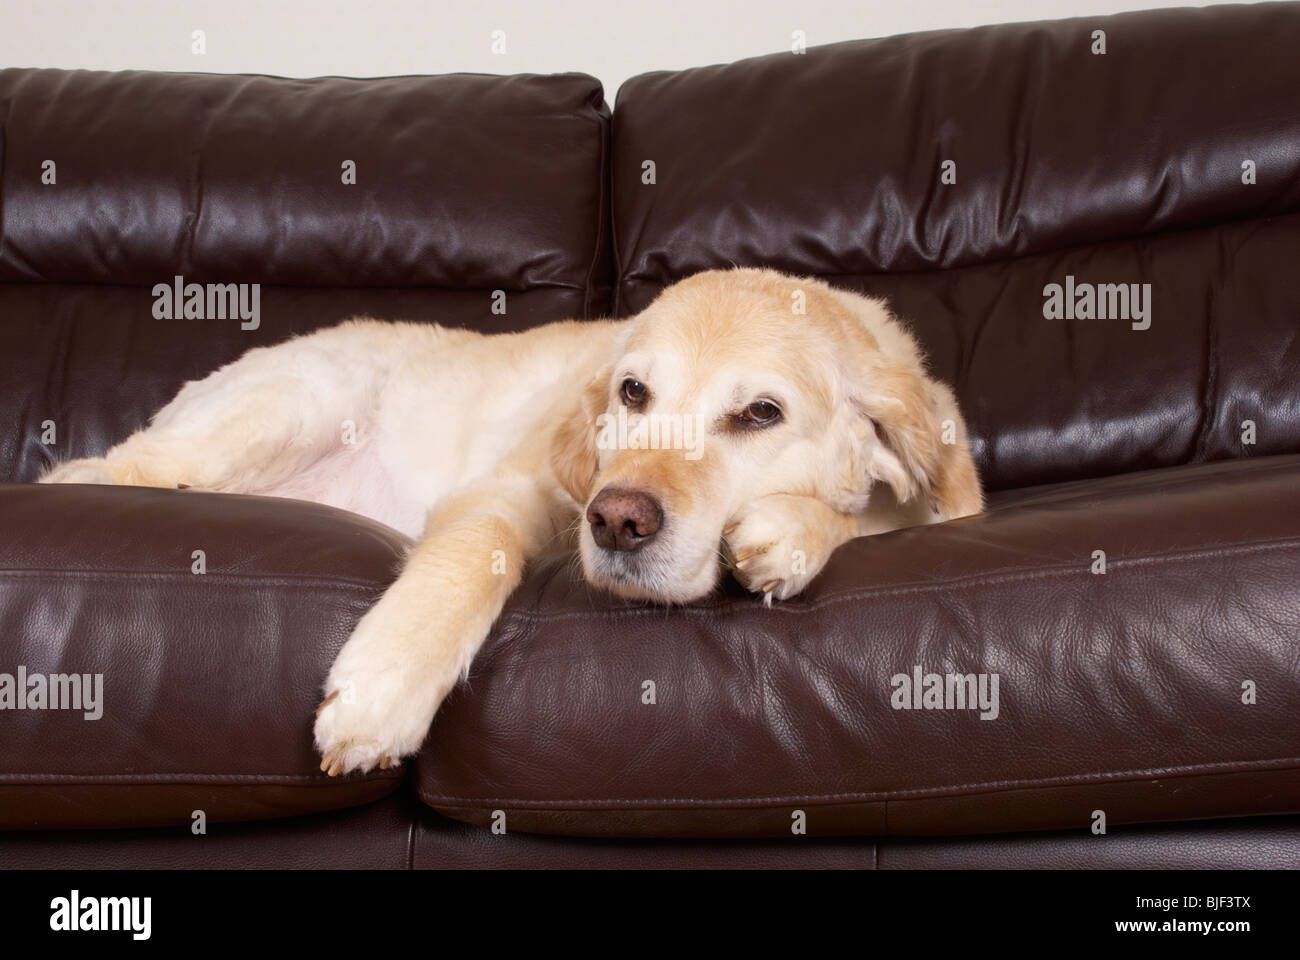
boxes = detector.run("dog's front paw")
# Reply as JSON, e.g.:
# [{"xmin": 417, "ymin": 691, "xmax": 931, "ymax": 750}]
[
  {"xmin": 724, "ymin": 494, "xmax": 846, "ymax": 604},
  {"xmin": 313, "ymin": 667, "xmax": 434, "ymax": 776},
  {"xmin": 313, "ymin": 615, "xmax": 452, "ymax": 776},
  {"xmin": 41, "ymin": 458, "xmax": 115, "ymax": 485}
]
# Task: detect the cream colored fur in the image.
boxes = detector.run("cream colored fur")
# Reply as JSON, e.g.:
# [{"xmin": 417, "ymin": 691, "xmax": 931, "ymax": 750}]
[{"xmin": 41, "ymin": 268, "xmax": 982, "ymax": 775}]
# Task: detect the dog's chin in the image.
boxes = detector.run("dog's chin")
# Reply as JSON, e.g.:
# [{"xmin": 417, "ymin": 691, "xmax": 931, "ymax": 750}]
[{"xmin": 579, "ymin": 536, "xmax": 720, "ymax": 604}]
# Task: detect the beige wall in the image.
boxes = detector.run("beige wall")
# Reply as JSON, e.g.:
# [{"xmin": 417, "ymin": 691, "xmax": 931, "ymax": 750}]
[{"xmin": 0, "ymin": 0, "xmax": 1239, "ymax": 99}]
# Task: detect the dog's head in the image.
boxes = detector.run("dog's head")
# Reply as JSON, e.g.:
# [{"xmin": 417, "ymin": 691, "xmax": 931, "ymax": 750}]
[{"xmin": 551, "ymin": 268, "xmax": 981, "ymax": 602}]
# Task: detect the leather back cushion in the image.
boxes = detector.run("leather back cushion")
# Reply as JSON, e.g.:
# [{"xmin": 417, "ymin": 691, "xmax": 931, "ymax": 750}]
[
  {"xmin": 611, "ymin": 3, "xmax": 1300, "ymax": 491},
  {"xmin": 0, "ymin": 69, "xmax": 611, "ymax": 482}
]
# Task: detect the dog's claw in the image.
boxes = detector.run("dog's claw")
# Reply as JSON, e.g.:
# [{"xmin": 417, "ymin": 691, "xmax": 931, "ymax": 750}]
[
  {"xmin": 327, "ymin": 759, "xmax": 343, "ymax": 777},
  {"xmin": 315, "ymin": 689, "xmax": 340, "ymax": 718},
  {"xmin": 379, "ymin": 756, "xmax": 390, "ymax": 771}
]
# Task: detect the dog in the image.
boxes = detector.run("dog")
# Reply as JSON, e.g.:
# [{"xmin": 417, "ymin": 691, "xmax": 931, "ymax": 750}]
[{"xmin": 41, "ymin": 267, "xmax": 983, "ymax": 774}]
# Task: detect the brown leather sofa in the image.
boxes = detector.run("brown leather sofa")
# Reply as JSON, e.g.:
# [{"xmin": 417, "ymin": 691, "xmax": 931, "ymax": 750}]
[{"xmin": 2, "ymin": 3, "xmax": 1298, "ymax": 869}]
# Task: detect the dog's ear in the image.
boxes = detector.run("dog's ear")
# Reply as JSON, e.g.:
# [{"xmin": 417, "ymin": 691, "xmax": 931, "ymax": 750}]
[
  {"xmin": 852, "ymin": 363, "xmax": 983, "ymax": 521},
  {"xmin": 550, "ymin": 366, "xmax": 612, "ymax": 506}
]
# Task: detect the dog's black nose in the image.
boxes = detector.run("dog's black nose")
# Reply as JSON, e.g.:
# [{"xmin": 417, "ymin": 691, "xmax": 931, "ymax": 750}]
[{"xmin": 587, "ymin": 487, "xmax": 663, "ymax": 552}]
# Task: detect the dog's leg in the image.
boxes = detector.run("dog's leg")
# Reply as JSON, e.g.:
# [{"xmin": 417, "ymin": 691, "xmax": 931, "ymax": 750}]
[
  {"xmin": 724, "ymin": 494, "xmax": 866, "ymax": 603},
  {"xmin": 43, "ymin": 386, "xmax": 316, "ymax": 490},
  {"xmin": 313, "ymin": 477, "xmax": 560, "ymax": 775},
  {"xmin": 41, "ymin": 337, "xmax": 366, "ymax": 491}
]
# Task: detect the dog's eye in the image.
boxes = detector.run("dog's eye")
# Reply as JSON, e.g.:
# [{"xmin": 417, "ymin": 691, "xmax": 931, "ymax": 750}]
[
  {"xmin": 739, "ymin": 400, "xmax": 782, "ymax": 427},
  {"xmin": 620, "ymin": 378, "xmax": 649, "ymax": 406}
]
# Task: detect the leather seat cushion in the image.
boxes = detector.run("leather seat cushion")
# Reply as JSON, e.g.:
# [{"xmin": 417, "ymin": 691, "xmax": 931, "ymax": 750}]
[{"xmin": 416, "ymin": 456, "xmax": 1300, "ymax": 837}]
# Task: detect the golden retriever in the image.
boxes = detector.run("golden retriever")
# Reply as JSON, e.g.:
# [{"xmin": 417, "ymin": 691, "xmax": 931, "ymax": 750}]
[{"xmin": 41, "ymin": 268, "xmax": 983, "ymax": 774}]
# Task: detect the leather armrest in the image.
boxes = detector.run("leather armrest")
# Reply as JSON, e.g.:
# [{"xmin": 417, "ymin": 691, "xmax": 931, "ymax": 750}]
[{"xmin": 0, "ymin": 482, "xmax": 409, "ymax": 829}]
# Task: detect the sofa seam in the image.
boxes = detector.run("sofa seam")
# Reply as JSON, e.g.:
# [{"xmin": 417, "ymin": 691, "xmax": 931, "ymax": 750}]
[
  {"xmin": 579, "ymin": 96, "xmax": 611, "ymax": 320},
  {"xmin": 12, "ymin": 517, "xmax": 1289, "ymax": 604},
  {"xmin": 0, "ymin": 278, "xmax": 593, "ymax": 293},
  {"xmin": 0, "ymin": 773, "xmax": 404, "ymax": 785},
  {"xmin": 609, "ymin": 107, "xmax": 626, "ymax": 317},
  {"xmin": 415, "ymin": 756, "xmax": 1300, "ymax": 810},
  {"xmin": 0, "ymin": 568, "xmax": 390, "ymax": 591},
  {"xmin": 499, "ymin": 534, "xmax": 1300, "ymax": 622},
  {"xmin": 618, "ymin": 209, "xmax": 1300, "ymax": 294},
  {"xmin": 1191, "ymin": 246, "xmax": 1221, "ymax": 463}
]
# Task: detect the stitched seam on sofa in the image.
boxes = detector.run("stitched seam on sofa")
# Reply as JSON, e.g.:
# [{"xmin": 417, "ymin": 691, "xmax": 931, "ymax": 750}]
[
  {"xmin": 497, "ymin": 535, "xmax": 1300, "ymax": 622},
  {"xmin": 580, "ymin": 103, "xmax": 611, "ymax": 320},
  {"xmin": 0, "ymin": 278, "xmax": 593, "ymax": 293},
  {"xmin": 0, "ymin": 569, "xmax": 390, "ymax": 590},
  {"xmin": 617, "ymin": 209, "xmax": 1300, "ymax": 289},
  {"xmin": 609, "ymin": 125, "xmax": 627, "ymax": 318},
  {"xmin": 1191, "ymin": 256, "xmax": 1221, "ymax": 463},
  {"xmin": 415, "ymin": 756, "xmax": 1300, "ymax": 809},
  {"xmin": 983, "ymin": 456, "xmax": 1300, "ymax": 509},
  {"xmin": 0, "ymin": 773, "xmax": 404, "ymax": 784}
]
